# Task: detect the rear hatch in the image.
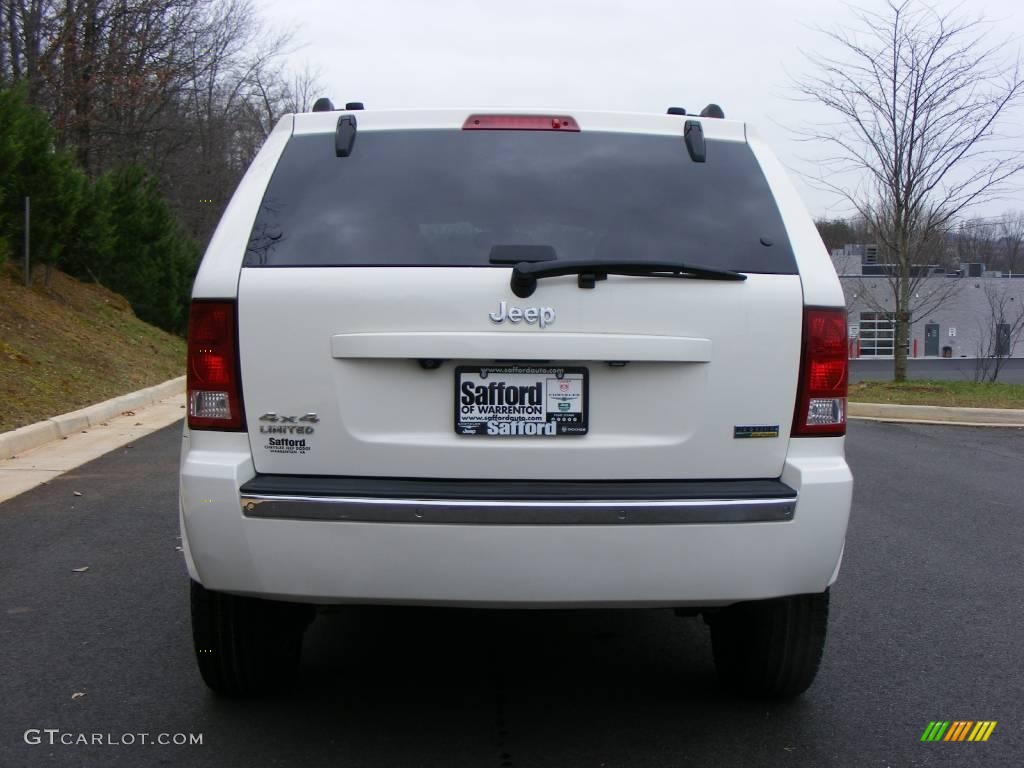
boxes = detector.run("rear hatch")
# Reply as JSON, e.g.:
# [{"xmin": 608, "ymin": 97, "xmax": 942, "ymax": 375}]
[{"xmin": 237, "ymin": 116, "xmax": 802, "ymax": 480}]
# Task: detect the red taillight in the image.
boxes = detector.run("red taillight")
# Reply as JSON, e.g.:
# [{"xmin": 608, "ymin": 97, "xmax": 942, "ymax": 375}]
[
  {"xmin": 793, "ymin": 307, "xmax": 848, "ymax": 437},
  {"xmin": 187, "ymin": 300, "xmax": 245, "ymax": 431},
  {"xmin": 462, "ymin": 114, "xmax": 580, "ymax": 131}
]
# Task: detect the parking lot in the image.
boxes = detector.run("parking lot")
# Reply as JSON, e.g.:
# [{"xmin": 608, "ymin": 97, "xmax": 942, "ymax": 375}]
[{"xmin": 1, "ymin": 419, "xmax": 1021, "ymax": 767}]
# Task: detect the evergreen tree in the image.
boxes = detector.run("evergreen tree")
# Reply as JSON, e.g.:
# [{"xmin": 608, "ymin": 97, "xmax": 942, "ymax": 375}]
[
  {"xmin": 100, "ymin": 166, "xmax": 198, "ymax": 333},
  {"xmin": 0, "ymin": 86, "xmax": 84, "ymax": 281}
]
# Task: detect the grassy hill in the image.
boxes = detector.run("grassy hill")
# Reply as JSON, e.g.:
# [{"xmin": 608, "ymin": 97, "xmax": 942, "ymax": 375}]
[{"xmin": 0, "ymin": 265, "xmax": 185, "ymax": 432}]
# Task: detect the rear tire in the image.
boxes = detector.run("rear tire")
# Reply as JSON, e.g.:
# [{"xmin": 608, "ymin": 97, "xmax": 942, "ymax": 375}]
[
  {"xmin": 190, "ymin": 580, "xmax": 314, "ymax": 697},
  {"xmin": 708, "ymin": 590, "xmax": 829, "ymax": 698}
]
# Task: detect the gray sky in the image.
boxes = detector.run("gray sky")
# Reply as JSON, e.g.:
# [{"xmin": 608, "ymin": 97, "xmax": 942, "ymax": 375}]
[{"xmin": 255, "ymin": 0, "xmax": 1024, "ymax": 220}]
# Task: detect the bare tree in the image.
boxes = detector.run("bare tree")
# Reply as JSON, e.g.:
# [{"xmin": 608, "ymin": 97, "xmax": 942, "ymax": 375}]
[
  {"xmin": 0, "ymin": 0, "xmax": 55, "ymax": 95},
  {"xmin": 814, "ymin": 217, "xmax": 855, "ymax": 253},
  {"xmin": 286, "ymin": 63, "xmax": 321, "ymax": 115},
  {"xmin": 973, "ymin": 281, "xmax": 1024, "ymax": 382},
  {"xmin": 1, "ymin": 0, "xmax": 319, "ymax": 244},
  {"xmin": 955, "ymin": 218, "xmax": 998, "ymax": 267},
  {"xmin": 795, "ymin": 0, "xmax": 1024, "ymax": 381},
  {"xmin": 997, "ymin": 211, "xmax": 1024, "ymax": 274}
]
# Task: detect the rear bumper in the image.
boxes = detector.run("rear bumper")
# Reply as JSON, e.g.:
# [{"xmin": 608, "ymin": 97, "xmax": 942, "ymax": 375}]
[
  {"xmin": 239, "ymin": 475, "xmax": 797, "ymax": 525},
  {"xmin": 180, "ymin": 431, "xmax": 852, "ymax": 607}
]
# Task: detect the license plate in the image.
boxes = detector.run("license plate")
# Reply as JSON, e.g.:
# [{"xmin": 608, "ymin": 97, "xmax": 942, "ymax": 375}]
[{"xmin": 454, "ymin": 365, "xmax": 588, "ymax": 437}]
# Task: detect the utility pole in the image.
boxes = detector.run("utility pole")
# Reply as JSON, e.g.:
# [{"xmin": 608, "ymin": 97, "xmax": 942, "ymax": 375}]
[{"xmin": 23, "ymin": 197, "xmax": 30, "ymax": 287}]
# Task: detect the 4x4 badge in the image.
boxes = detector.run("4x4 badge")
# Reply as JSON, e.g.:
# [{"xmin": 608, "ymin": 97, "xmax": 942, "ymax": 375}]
[
  {"xmin": 259, "ymin": 412, "xmax": 318, "ymax": 435},
  {"xmin": 259, "ymin": 413, "xmax": 319, "ymax": 423}
]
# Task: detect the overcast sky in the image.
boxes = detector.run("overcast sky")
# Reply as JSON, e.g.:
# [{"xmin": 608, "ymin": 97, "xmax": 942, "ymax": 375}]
[{"xmin": 255, "ymin": 0, "xmax": 1024, "ymax": 220}]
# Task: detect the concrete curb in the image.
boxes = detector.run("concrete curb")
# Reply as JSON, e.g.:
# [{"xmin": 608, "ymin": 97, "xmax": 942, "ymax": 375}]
[
  {"xmin": 0, "ymin": 376, "xmax": 185, "ymax": 459},
  {"xmin": 849, "ymin": 401, "xmax": 1024, "ymax": 427}
]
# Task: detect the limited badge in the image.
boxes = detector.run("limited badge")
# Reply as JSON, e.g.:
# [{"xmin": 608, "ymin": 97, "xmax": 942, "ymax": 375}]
[{"xmin": 734, "ymin": 425, "xmax": 780, "ymax": 439}]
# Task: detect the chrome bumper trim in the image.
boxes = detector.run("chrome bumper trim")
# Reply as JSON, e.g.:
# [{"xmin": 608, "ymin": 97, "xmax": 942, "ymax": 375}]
[{"xmin": 239, "ymin": 494, "xmax": 796, "ymax": 525}]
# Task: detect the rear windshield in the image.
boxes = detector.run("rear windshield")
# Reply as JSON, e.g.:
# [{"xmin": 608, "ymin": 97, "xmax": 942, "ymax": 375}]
[{"xmin": 245, "ymin": 129, "xmax": 796, "ymax": 273}]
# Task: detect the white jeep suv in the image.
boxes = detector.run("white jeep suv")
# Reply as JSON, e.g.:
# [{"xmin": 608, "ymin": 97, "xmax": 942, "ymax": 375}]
[{"xmin": 180, "ymin": 104, "xmax": 852, "ymax": 698}]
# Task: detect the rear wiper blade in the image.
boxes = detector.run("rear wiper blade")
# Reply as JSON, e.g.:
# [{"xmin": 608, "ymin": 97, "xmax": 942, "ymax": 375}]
[
  {"xmin": 489, "ymin": 244, "xmax": 558, "ymax": 264},
  {"xmin": 509, "ymin": 259, "xmax": 746, "ymax": 298}
]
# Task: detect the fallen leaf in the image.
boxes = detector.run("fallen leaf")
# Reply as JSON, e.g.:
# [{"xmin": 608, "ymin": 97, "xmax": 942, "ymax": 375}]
[
  {"xmin": 122, "ymin": 410, "xmax": 135, "ymax": 416},
  {"xmin": 71, "ymin": 692, "xmax": 86, "ymax": 700},
  {"xmin": 72, "ymin": 566, "xmax": 89, "ymax": 573},
  {"xmin": 73, "ymin": 491, "xmax": 83, "ymax": 497}
]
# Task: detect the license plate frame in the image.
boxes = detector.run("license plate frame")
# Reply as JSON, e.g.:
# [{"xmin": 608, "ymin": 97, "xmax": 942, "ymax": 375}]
[{"xmin": 454, "ymin": 365, "xmax": 589, "ymax": 437}]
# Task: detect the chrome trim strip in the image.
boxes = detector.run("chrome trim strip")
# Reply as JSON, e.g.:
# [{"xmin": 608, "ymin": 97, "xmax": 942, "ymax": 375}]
[
  {"xmin": 329, "ymin": 331, "xmax": 713, "ymax": 363},
  {"xmin": 239, "ymin": 494, "xmax": 796, "ymax": 525}
]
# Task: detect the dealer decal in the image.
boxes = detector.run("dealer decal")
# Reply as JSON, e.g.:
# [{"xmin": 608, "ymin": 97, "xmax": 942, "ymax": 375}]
[{"xmin": 265, "ymin": 436, "xmax": 312, "ymax": 455}]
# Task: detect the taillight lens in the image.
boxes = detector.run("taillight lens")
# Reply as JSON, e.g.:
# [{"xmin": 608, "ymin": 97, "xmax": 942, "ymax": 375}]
[
  {"xmin": 793, "ymin": 307, "xmax": 848, "ymax": 437},
  {"xmin": 187, "ymin": 301, "xmax": 245, "ymax": 430},
  {"xmin": 462, "ymin": 114, "xmax": 580, "ymax": 131}
]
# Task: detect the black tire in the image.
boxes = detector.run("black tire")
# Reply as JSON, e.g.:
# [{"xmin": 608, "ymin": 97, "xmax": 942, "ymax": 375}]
[
  {"xmin": 190, "ymin": 580, "xmax": 314, "ymax": 697},
  {"xmin": 708, "ymin": 590, "xmax": 829, "ymax": 698}
]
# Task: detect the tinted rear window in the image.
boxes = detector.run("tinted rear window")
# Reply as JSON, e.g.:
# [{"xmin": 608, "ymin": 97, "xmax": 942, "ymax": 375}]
[{"xmin": 245, "ymin": 130, "xmax": 796, "ymax": 273}]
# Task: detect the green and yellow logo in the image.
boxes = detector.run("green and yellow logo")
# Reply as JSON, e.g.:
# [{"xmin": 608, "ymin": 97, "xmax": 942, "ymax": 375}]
[{"xmin": 921, "ymin": 721, "xmax": 997, "ymax": 742}]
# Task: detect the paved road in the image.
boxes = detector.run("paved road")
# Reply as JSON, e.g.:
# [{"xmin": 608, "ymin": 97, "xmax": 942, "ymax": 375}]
[
  {"xmin": 850, "ymin": 356, "xmax": 1024, "ymax": 382},
  {"xmin": 1, "ymin": 421, "xmax": 1022, "ymax": 767}
]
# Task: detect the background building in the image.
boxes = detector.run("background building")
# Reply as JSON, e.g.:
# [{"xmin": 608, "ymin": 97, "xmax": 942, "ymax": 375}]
[{"xmin": 832, "ymin": 246, "xmax": 1024, "ymax": 359}]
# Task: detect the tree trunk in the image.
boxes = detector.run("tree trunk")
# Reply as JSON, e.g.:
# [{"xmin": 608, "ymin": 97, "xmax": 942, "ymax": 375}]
[
  {"xmin": 893, "ymin": 271, "xmax": 912, "ymax": 382},
  {"xmin": 22, "ymin": 0, "xmax": 43, "ymax": 98},
  {"xmin": 77, "ymin": 1, "xmax": 100, "ymax": 175}
]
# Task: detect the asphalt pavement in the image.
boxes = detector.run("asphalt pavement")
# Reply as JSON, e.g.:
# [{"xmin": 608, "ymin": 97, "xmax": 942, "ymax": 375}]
[{"xmin": 1, "ymin": 421, "xmax": 1022, "ymax": 767}]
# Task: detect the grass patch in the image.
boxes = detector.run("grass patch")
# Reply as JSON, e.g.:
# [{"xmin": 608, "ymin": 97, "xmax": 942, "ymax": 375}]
[
  {"xmin": 0, "ymin": 265, "xmax": 185, "ymax": 432},
  {"xmin": 849, "ymin": 379, "xmax": 1024, "ymax": 409}
]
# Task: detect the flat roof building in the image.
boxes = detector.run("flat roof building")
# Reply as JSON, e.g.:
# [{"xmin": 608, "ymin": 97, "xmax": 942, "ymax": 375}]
[{"xmin": 832, "ymin": 247, "xmax": 1024, "ymax": 359}]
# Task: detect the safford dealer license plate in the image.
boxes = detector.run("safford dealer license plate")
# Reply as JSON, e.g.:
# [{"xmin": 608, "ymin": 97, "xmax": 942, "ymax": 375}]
[{"xmin": 454, "ymin": 365, "xmax": 588, "ymax": 437}]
